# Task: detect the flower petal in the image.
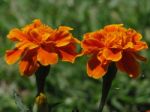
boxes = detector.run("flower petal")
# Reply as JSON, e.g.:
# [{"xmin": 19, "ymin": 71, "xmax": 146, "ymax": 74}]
[
  {"xmin": 81, "ymin": 38, "xmax": 104, "ymax": 54},
  {"xmin": 97, "ymin": 52, "xmax": 108, "ymax": 65},
  {"xmin": 123, "ymin": 42, "xmax": 133, "ymax": 49},
  {"xmin": 104, "ymin": 24, "xmax": 124, "ymax": 32},
  {"xmin": 72, "ymin": 38, "xmax": 81, "ymax": 44},
  {"xmin": 58, "ymin": 26, "xmax": 73, "ymax": 31},
  {"xmin": 102, "ymin": 48, "xmax": 122, "ymax": 61},
  {"xmin": 133, "ymin": 41, "xmax": 148, "ymax": 51},
  {"xmin": 127, "ymin": 29, "xmax": 142, "ymax": 41},
  {"xmin": 7, "ymin": 28, "xmax": 27, "ymax": 41},
  {"xmin": 52, "ymin": 27, "xmax": 73, "ymax": 47},
  {"xmin": 58, "ymin": 43, "xmax": 77, "ymax": 63},
  {"xmin": 37, "ymin": 48, "xmax": 58, "ymax": 65},
  {"xmin": 87, "ymin": 55, "xmax": 108, "ymax": 79},
  {"xmin": 5, "ymin": 49, "xmax": 24, "ymax": 64},
  {"xmin": 116, "ymin": 52, "xmax": 140, "ymax": 78},
  {"xmin": 16, "ymin": 41, "xmax": 38, "ymax": 49},
  {"xmin": 19, "ymin": 50, "xmax": 39, "ymax": 76},
  {"xmin": 82, "ymin": 38, "xmax": 104, "ymax": 49}
]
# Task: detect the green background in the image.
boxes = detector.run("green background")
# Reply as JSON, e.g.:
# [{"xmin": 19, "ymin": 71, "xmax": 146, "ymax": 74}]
[{"xmin": 0, "ymin": 0, "xmax": 150, "ymax": 112}]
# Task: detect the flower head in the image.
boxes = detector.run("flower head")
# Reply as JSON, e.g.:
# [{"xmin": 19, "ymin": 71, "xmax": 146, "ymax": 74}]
[
  {"xmin": 5, "ymin": 19, "xmax": 80, "ymax": 76},
  {"xmin": 81, "ymin": 24, "xmax": 148, "ymax": 79}
]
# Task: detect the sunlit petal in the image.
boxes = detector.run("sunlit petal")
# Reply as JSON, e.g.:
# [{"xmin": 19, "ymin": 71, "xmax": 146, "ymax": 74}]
[
  {"xmin": 87, "ymin": 55, "xmax": 108, "ymax": 79},
  {"xmin": 102, "ymin": 48, "xmax": 122, "ymax": 61},
  {"xmin": 37, "ymin": 48, "xmax": 58, "ymax": 65},
  {"xmin": 7, "ymin": 28, "xmax": 27, "ymax": 41},
  {"xmin": 5, "ymin": 49, "xmax": 24, "ymax": 64}
]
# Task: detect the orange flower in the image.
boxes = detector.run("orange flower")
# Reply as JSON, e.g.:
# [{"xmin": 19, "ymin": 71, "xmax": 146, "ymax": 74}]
[
  {"xmin": 81, "ymin": 24, "xmax": 148, "ymax": 79},
  {"xmin": 5, "ymin": 19, "xmax": 80, "ymax": 76}
]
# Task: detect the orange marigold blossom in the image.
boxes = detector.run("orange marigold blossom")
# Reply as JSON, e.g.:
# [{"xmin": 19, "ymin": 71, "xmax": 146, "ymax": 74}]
[
  {"xmin": 5, "ymin": 19, "xmax": 80, "ymax": 76},
  {"xmin": 81, "ymin": 24, "xmax": 148, "ymax": 79}
]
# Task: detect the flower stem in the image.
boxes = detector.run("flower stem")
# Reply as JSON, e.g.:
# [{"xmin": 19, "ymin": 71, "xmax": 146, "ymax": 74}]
[
  {"xmin": 98, "ymin": 62, "xmax": 117, "ymax": 112},
  {"xmin": 35, "ymin": 65, "xmax": 50, "ymax": 95},
  {"xmin": 34, "ymin": 65, "xmax": 50, "ymax": 112}
]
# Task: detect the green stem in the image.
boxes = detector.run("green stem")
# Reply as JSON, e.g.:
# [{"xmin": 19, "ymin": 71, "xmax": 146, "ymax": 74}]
[
  {"xmin": 98, "ymin": 62, "xmax": 117, "ymax": 112},
  {"xmin": 34, "ymin": 65, "xmax": 50, "ymax": 112},
  {"xmin": 35, "ymin": 65, "xmax": 50, "ymax": 96}
]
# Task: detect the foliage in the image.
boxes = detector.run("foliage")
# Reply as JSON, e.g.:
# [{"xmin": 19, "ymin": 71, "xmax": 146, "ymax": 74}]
[{"xmin": 0, "ymin": 0, "xmax": 150, "ymax": 112}]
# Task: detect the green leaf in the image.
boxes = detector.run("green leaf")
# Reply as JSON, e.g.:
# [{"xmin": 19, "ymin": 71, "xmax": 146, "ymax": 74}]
[{"xmin": 13, "ymin": 90, "xmax": 30, "ymax": 112}]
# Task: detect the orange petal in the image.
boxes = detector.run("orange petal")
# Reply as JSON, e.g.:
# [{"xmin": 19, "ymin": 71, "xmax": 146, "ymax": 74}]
[
  {"xmin": 52, "ymin": 28, "xmax": 72, "ymax": 47},
  {"xmin": 127, "ymin": 29, "xmax": 142, "ymax": 41},
  {"xmin": 97, "ymin": 52, "xmax": 108, "ymax": 65},
  {"xmin": 133, "ymin": 32, "xmax": 142, "ymax": 41},
  {"xmin": 72, "ymin": 38, "xmax": 81, "ymax": 44},
  {"xmin": 19, "ymin": 50, "xmax": 39, "ymax": 76},
  {"xmin": 104, "ymin": 24, "xmax": 124, "ymax": 31},
  {"xmin": 116, "ymin": 52, "xmax": 140, "ymax": 78},
  {"xmin": 58, "ymin": 26, "xmax": 73, "ymax": 31},
  {"xmin": 41, "ymin": 33, "xmax": 51, "ymax": 41},
  {"xmin": 33, "ymin": 19, "xmax": 42, "ymax": 26},
  {"xmin": 123, "ymin": 42, "xmax": 133, "ymax": 49},
  {"xmin": 37, "ymin": 48, "xmax": 58, "ymax": 65},
  {"xmin": 83, "ymin": 33, "xmax": 91, "ymax": 39},
  {"xmin": 82, "ymin": 38, "xmax": 104, "ymax": 49},
  {"xmin": 5, "ymin": 49, "xmax": 24, "ymax": 64},
  {"xmin": 102, "ymin": 48, "xmax": 122, "ymax": 61},
  {"xmin": 16, "ymin": 41, "xmax": 38, "ymax": 49},
  {"xmin": 133, "ymin": 41, "xmax": 148, "ymax": 51},
  {"xmin": 87, "ymin": 55, "xmax": 108, "ymax": 79},
  {"xmin": 29, "ymin": 25, "xmax": 53, "ymax": 42},
  {"xmin": 58, "ymin": 43, "xmax": 77, "ymax": 63},
  {"xmin": 7, "ymin": 28, "xmax": 27, "ymax": 41},
  {"xmin": 81, "ymin": 38, "xmax": 104, "ymax": 54}
]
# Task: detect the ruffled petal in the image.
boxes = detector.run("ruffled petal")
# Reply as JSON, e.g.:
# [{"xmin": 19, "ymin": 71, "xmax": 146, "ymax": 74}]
[
  {"xmin": 83, "ymin": 31, "xmax": 104, "ymax": 47},
  {"xmin": 87, "ymin": 55, "xmax": 108, "ymax": 79},
  {"xmin": 37, "ymin": 48, "xmax": 58, "ymax": 65},
  {"xmin": 81, "ymin": 38, "xmax": 104, "ymax": 54},
  {"xmin": 102, "ymin": 48, "xmax": 122, "ymax": 61},
  {"xmin": 133, "ymin": 32, "xmax": 142, "ymax": 41},
  {"xmin": 19, "ymin": 50, "xmax": 39, "ymax": 76},
  {"xmin": 22, "ymin": 19, "xmax": 42, "ymax": 32},
  {"xmin": 5, "ymin": 49, "xmax": 24, "ymax": 64},
  {"xmin": 16, "ymin": 41, "xmax": 38, "ymax": 49},
  {"xmin": 104, "ymin": 24, "xmax": 124, "ymax": 32},
  {"xmin": 72, "ymin": 38, "xmax": 81, "ymax": 44},
  {"xmin": 123, "ymin": 42, "xmax": 133, "ymax": 49},
  {"xmin": 52, "ymin": 27, "xmax": 73, "ymax": 47},
  {"xmin": 7, "ymin": 28, "xmax": 27, "ymax": 41},
  {"xmin": 58, "ymin": 43, "xmax": 77, "ymax": 63},
  {"xmin": 97, "ymin": 52, "xmax": 108, "ymax": 65},
  {"xmin": 127, "ymin": 29, "xmax": 142, "ymax": 41},
  {"xmin": 116, "ymin": 52, "xmax": 140, "ymax": 78},
  {"xmin": 133, "ymin": 41, "xmax": 148, "ymax": 51},
  {"xmin": 58, "ymin": 26, "xmax": 73, "ymax": 31}
]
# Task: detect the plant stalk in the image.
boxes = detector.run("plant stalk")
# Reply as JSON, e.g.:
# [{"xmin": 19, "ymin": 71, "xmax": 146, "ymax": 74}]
[
  {"xmin": 98, "ymin": 62, "xmax": 117, "ymax": 112},
  {"xmin": 34, "ymin": 65, "xmax": 50, "ymax": 112}
]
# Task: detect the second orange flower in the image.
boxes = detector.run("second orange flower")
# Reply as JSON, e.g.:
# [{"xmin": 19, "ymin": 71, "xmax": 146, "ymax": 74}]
[{"xmin": 81, "ymin": 24, "xmax": 148, "ymax": 79}]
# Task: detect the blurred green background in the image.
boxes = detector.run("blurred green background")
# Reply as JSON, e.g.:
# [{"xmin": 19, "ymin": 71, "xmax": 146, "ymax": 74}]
[{"xmin": 0, "ymin": 0, "xmax": 150, "ymax": 112}]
